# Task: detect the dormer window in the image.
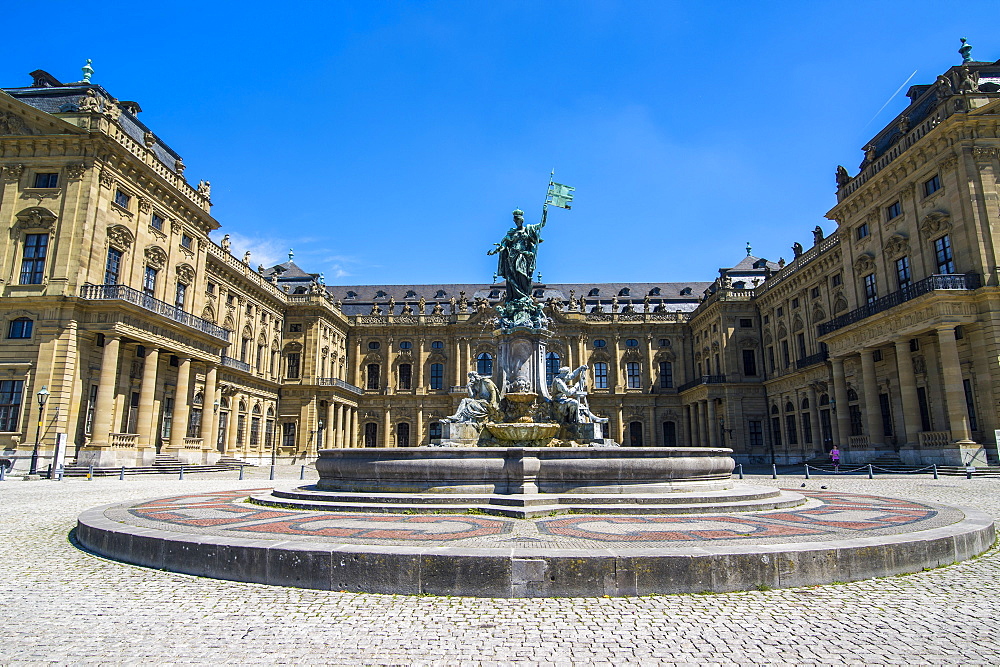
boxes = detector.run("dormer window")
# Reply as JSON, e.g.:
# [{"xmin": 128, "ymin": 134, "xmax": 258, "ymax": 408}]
[
  {"xmin": 618, "ymin": 288, "xmax": 630, "ymax": 297},
  {"xmin": 345, "ymin": 291, "xmax": 357, "ymax": 299},
  {"xmin": 733, "ymin": 281, "xmax": 746, "ymax": 289},
  {"xmin": 293, "ymin": 286, "xmax": 307, "ymax": 294},
  {"xmin": 588, "ymin": 288, "xmax": 600, "ymax": 297},
  {"xmin": 375, "ymin": 290, "xmax": 387, "ymax": 298},
  {"xmin": 435, "ymin": 290, "xmax": 446, "ymax": 298},
  {"xmin": 680, "ymin": 287, "xmax": 692, "ymax": 296},
  {"xmin": 648, "ymin": 287, "xmax": 661, "ymax": 296},
  {"xmin": 405, "ymin": 290, "xmax": 417, "ymax": 298},
  {"xmin": 533, "ymin": 289, "xmax": 543, "ymax": 297},
  {"xmin": 489, "ymin": 289, "xmax": 500, "ymax": 299}
]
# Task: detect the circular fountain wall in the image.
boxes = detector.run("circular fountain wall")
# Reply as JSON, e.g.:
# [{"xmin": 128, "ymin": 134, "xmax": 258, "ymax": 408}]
[{"xmin": 315, "ymin": 446, "xmax": 736, "ymax": 494}]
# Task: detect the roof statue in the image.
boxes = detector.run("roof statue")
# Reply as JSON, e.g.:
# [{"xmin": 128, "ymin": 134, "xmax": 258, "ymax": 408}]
[
  {"xmin": 81, "ymin": 59, "xmax": 94, "ymax": 84},
  {"xmin": 959, "ymin": 37, "xmax": 973, "ymax": 64}
]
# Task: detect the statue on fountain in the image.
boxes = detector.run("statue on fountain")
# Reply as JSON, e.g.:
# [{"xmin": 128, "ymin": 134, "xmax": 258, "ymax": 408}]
[
  {"xmin": 550, "ymin": 366, "xmax": 609, "ymax": 425},
  {"xmin": 440, "ymin": 372, "xmax": 502, "ymax": 424},
  {"xmin": 489, "ymin": 209, "xmax": 548, "ymax": 330}
]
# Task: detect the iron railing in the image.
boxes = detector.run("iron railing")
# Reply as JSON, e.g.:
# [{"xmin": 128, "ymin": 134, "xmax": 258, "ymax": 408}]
[
  {"xmin": 677, "ymin": 375, "xmax": 727, "ymax": 392},
  {"xmin": 316, "ymin": 377, "xmax": 363, "ymax": 394},
  {"xmin": 80, "ymin": 284, "xmax": 231, "ymax": 341},
  {"xmin": 818, "ymin": 273, "xmax": 980, "ymax": 336},
  {"xmin": 221, "ymin": 356, "xmax": 251, "ymax": 372},
  {"xmin": 795, "ymin": 350, "xmax": 829, "ymax": 369}
]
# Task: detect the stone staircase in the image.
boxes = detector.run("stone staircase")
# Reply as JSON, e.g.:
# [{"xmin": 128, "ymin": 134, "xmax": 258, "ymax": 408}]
[{"xmin": 61, "ymin": 453, "xmax": 240, "ymax": 477}]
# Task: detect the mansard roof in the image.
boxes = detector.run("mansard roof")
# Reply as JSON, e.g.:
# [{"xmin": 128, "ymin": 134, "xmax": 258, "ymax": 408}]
[{"xmin": 725, "ymin": 255, "xmax": 780, "ymax": 272}]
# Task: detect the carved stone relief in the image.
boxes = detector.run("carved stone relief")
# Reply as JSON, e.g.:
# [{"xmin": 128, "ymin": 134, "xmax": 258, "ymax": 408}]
[
  {"xmin": 853, "ymin": 253, "xmax": 876, "ymax": 276},
  {"xmin": 107, "ymin": 225, "xmax": 134, "ymax": 251},
  {"xmin": 3, "ymin": 164, "xmax": 25, "ymax": 181},
  {"xmin": 14, "ymin": 207, "xmax": 57, "ymax": 230},
  {"xmin": 144, "ymin": 245, "xmax": 167, "ymax": 269},
  {"xmin": 919, "ymin": 211, "xmax": 951, "ymax": 239},
  {"xmin": 0, "ymin": 111, "xmax": 35, "ymax": 136},
  {"xmin": 175, "ymin": 263, "xmax": 196, "ymax": 285},
  {"xmin": 883, "ymin": 233, "xmax": 910, "ymax": 258}
]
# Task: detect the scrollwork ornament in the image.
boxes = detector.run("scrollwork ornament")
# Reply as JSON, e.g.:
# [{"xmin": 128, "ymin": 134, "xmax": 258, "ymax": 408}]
[
  {"xmin": 65, "ymin": 163, "xmax": 87, "ymax": 180},
  {"xmin": 3, "ymin": 164, "xmax": 25, "ymax": 181},
  {"xmin": 144, "ymin": 246, "xmax": 167, "ymax": 270},
  {"xmin": 14, "ymin": 207, "xmax": 56, "ymax": 230},
  {"xmin": 853, "ymin": 253, "xmax": 876, "ymax": 276},
  {"xmin": 883, "ymin": 234, "xmax": 910, "ymax": 258},
  {"xmin": 98, "ymin": 170, "xmax": 114, "ymax": 189},
  {"xmin": 973, "ymin": 147, "xmax": 999, "ymax": 162},
  {"xmin": 107, "ymin": 225, "xmax": 134, "ymax": 251},
  {"xmin": 175, "ymin": 263, "xmax": 196, "ymax": 285},
  {"xmin": 919, "ymin": 211, "xmax": 951, "ymax": 239},
  {"xmin": 939, "ymin": 154, "xmax": 959, "ymax": 171},
  {"xmin": 137, "ymin": 196, "xmax": 152, "ymax": 214}
]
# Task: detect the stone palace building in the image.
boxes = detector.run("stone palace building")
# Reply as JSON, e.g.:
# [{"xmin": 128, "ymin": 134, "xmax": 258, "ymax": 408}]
[{"xmin": 2, "ymin": 53, "xmax": 1000, "ymax": 472}]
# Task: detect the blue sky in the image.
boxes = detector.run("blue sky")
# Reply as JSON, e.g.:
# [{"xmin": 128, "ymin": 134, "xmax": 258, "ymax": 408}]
[{"xmin": 3, "ymin": 1, "xmax": 997, "ymax": 285}]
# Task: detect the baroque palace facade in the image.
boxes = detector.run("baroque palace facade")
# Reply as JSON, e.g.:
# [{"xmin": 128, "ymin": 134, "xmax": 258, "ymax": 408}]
[{"xmin": 2, "ymin": 55, "xmax": 1000, "ymax": 472}]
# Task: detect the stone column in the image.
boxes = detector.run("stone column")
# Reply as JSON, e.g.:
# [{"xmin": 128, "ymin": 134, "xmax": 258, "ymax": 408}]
[
  {"xmin": 415, "ymin": 339, "xmax": 425, "ymax": 392},
  {"xmin": 698, "ymin": 400, "xmax": 708, "ymax": 447},
  {"xmin": 333, "ymin": 403, "xmax": 343, "ymax": 448},
  {"xmin": 860, "ymin": 349, "xmax": 884, "ymax": 446},
  {"xmin": 894, "ymin": 340, "xmax": 922, "ymax": 446},
  {"xmin": 936, "ymin": 327, "xmax": 973, "ymax": 442},
  {"xmin": 200, "ymin": 364, "xmax": 217, "ymax": 447},
  {"xmin": 452, "ymin": 339, "xmax": 462, "ymax": 387},
  {"xmin": 646, "ymin": 405, "xmax": 656, "ymax": 446},
  {"xmin": 325, "ymin": 400, "xmax": 335, "ymax": 449},
  {"xmin": 707, "ymin": 398, "xmax": 718, "ymax": 447},
  {"xmin": 136, "ymin": 347, "xmax": 160, "ymax": 447},
  {"xmin": 831, "ymin": 357, "xmax": 851, "ymax": 448},
  {"xmin": 690, "ymin": 403, "xmax": 700, "ymax": 445},
  {"xmin": 349, "ymin": 408, "xmax": 358, "ymax": 447},
  {"xmin": 612, "ymin": 337, "xmax": 622, "ymax": 391},
  {"xmin": 617, "ymin": 407, "xmax": 625, "ymax": 444},
  {"xmin": 225, "ymin": 394, "xmax": 240, "ymax": 455},
  {"xmin": 416, "ymin": 407, "xmax": 424, "ymax": 446},
  {"xmin": 383, "ymin": 405, "xmax": 392, "ymax": 447},
  {"xmin": 91, "ymin": 335, "xmax": 122, "ymax": 445},
  {"xmin": 645, "ymin": 337, "xmax": 656, "ymax": 391},
  {"xmin": 169, "ymin": 358, "xmax": 192, "ymax": 450}
]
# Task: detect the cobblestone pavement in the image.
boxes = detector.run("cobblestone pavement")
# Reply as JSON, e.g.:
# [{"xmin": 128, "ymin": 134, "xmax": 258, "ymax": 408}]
[{"xmin": 2, "ymin": 469, "xmax": 1000, "ymax": 665}]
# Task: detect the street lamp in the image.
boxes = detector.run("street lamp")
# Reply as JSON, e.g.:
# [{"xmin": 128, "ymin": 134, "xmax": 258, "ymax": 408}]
[{"xmin": 29, "ymin": 385, "xmax": 50, "ymax": 475}]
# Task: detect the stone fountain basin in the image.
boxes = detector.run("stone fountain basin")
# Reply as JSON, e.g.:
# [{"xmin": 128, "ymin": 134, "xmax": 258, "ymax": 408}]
[
  {"xmin": 485, "ymin": 422, "xmax": 560, "ymax": 442},
  {"xmin": 316, "ymin": 447, "xmax": 736, "ymax": 494}
]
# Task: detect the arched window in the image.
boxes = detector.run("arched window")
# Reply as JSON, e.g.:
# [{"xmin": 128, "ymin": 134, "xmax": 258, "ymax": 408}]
[
  {"xmin": 847, "ymin": 388, "xmax": 859, "ymax": 402},
  {"xmin": 399, "ymin": 341, "xmax": 412, "ymax": 350},
  {"xmin": 364, "ymin": 422, "xmax": 378, "ymax": 448},
  {"xmin": 629, "ymin": 421, "xmax": 643, "ymax": 446},
  {"xmin": 431, "ymin": 340, "xmax": 444, "ymax": 350},
  {"xmin": 593, "ymin": 339, "xmax": 607, "ymax": 348},
  {"xmin": 785, "ymin": 401, "xmax": 795, "ymax": 412},
  {"xmin": 593, "ymin": 362, "xmax": 608, "ymax": 389},
  {"xmin": 545, "ymin": 352, "xmax": 561, "ymax": 385},
  {"xmin": 396, "ymin": 422, "xmax": 410, "ymax": 447},
  {"xmin": 265, "ymin": 406, "xmax": 275, "ymax": 450},
  {"xmin": 7, "ymin": 318, "xmax": 32, "ymax": 339},
  {"xmin": 429, "ymin": 363, "xmax": 444, "ymax": 390},
  {"xmin": 476, "ymin": 352, "xmax": 493, "ymax": 376},
  {"xmin": 625, "ymin": 338, "xmax": 639, "ymax": 347},
  {"xmin": 801, "ymin": 398, "xmax": 810, "ymax": 410}
]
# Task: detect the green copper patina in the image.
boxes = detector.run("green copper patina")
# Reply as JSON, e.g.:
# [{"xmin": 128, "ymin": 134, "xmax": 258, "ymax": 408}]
[
  {"xmin": 489, "ymin": 208, "xmax": 547, "ymax": 330},
  {"xmin": 81, "ymin": 59, "xmax": 94, "ymax": 83},
  {"xmin": 960, "ymin": 38, "xmax": 973, "ymax": 64}
]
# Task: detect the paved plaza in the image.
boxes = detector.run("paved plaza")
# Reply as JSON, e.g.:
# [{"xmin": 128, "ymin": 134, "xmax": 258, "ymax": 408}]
[{"xmin": 2, "ymin": 469, "xmax": 1000, "ymax": 665}]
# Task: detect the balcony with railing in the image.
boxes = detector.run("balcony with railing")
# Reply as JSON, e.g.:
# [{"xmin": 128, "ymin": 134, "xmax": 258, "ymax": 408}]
[
  {"xmin": 678, "ymin": 375, "xmax": 727, "ymax": 392},
  {"xmin": 316, "ymin": 377, "xmax": 364, "ymax": 395},
  {"xmin": 80, "ymin": 284, "xmax": 231, "ymax": 342},
  {"xmin": 796, "ymin": 350, "xmax": 829, "ymax": 369},
  {"xmin": 817, "ymin": 273, "xmax": 980, "ymax": 337},
  {"xmin": 221, "ymin": 355, "xmax": 251, "ymax": 372}
]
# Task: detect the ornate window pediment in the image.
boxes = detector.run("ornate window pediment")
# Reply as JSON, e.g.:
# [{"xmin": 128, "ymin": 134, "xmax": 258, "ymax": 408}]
[
  {"xmin": 144, "ymin": 245, "xmax": 167, "ymax": 269},
  {"xmin": 107, "ymin": 224, "xmax": 134, "ymax": 251},
  {"xmin": 919, "ymin": 210, "xmax": 951, "ymax": 239},
  {"xmin": 175, "ymin": 263, "xmax": 196, "ymax": 285},
  {"xmin": 853, "ymin": 252, "xmax": 876, "ymax": 276},
  {"xmin": 883, "ymin": 233, "xmax": 909, "ymax": 258},
  {"xmin": 14, "ymin": 207, "xmax": 57, "ymax": 231}
]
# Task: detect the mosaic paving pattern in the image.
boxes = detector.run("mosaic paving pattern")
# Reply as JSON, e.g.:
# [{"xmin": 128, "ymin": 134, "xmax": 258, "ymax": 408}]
[{"xmin": 119, "ymin": 488, "xmax": 948, "ymax": 547}]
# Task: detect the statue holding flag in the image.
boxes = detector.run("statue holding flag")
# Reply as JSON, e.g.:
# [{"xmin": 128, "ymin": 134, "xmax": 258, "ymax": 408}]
[{"xmin": 490, "ymin": 175, "xmax": 574, "ymax": 331}]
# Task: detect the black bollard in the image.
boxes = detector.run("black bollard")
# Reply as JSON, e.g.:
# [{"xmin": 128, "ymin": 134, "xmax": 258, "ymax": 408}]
[
  {"xmin": 179, "ymin": 467, "xmax": 184, "ymax": 480},
  {"xmin": 804, "ymin": 464, "xmax": 810, "ymax": 479},
  {"xmin": 771, "ymin": 463, "xmax": 777, "ymax": 480},
  {"xmin": 933, "ymin": 464, "xmax": 939, "ymax": 480},
  {"xmin": 88, "ymin": 464, "xmax": 94, "ymax": 480},
  {"xmin": 300, "ymin": 465, "xmax": 305, "ymax": 480},
  {"xmin": 0, "ymin": 465, "xmax": 5, "ymax": 482},
  {"xmin": 269, "ymin": 464, "xmax": 275, "ymax": 481},
  {"xmin": 239, "ymin": 465, "xmax": 244, "ymax": 481},
  {"xmin": 737, "ymin": 463, "xmax": 744, "ymax": 480},
  {"xmin": 120, "ymin": 465, "xmax": 125, "ymax": 481},
  {"xmin": 868, "ymin": 463, "xmax": 874, "ymax": 479}
]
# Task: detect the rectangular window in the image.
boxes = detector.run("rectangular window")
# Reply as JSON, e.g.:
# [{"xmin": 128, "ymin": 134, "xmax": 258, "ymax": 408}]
[
  {"xmin": 174, "ymin": 282, "xmax": 187, "ymax": 310},
  {"xmin": 771, "ymin": 417, "xmax": 782, "ymax": 448},
  {"xmin": 739, "ymin": 318, "xmax": 753, "ymax": 328},
  {"xmin": 872, "ymin": 349, "xmax": 883, "ymax": 362},
  {"xmin": 849, "ymin": 404, "xmax": 864, "ymax": 437},
  {"xmin": 662, "ymin": 421, "xmax": 677, "ymax": 446},
  {"xmin": 287, "ymin": 353, "xmax": 301, "ymax": 379},
  {"xmin": 766, "ymin": 346, "xmax": 775, "ymax": 373},
  {"xmin": 236, "ymin": 414, "xmax": 246, "ymax": 445},
  {"xmin": 776, "ymin": 307, "xmax": 784, "ymax": 318},
  {"xmin": 143, "ymin": 266, "xmax": 158, "ymax": 297},
  {"xmin": 594, "ymin": 362, "xmax": 608, "ymax": 389},
  {"xmin": 659, "ymin": 361, "xmax": 673, "ymax": 388},
  {"xmin": 250, "ymin": 417, "xmax": 260, "ymax": 447},
  {"xmin": 20, "ymin": 233, "xmax": 48, "ymax": 285},
  {"xmin": 240, "ymin": 338, "xmax": 251, "ymax": 363},
  {"xmin": 399, "ymin": 363, "xmax": 412, "ymax": 390},
  {"xmin": 430, "ymin": 363, "xmax": 444, "ymax": 390},
  {"xmin": 0, "ymin": 380, "xmax": 25, "ymax": 432},
  {"xmin": 802, "ymin": 413, "xmax": 812, "ymax": 444},
  {"xmin": 7, "ymin": 318, "xmax": 33, "ymax": 339},
  {"xmin": 785, "ymin": 413, "xmax": 798, "ymax": 444},
  {"xmin": 264, "ymin": 419, "xmax": 274, "ymax": 449},
  {"xmin": 33, "ymin": 173, "xmax": 58, "ymax": 188},
  {"xmin": 923, "ymin": 174, "xmax": 941, "ymax": 197},
  {"xmin": 114, "ymin": 189, "xmax": 130, "ymax": 209},
  {"xmin": 105, "ymin": 247, "xmax": 123, "ymax": 285},
  {"xmin": 864, "ymin": 273, "xmax": 877, "ymax": 305},
  {"xmin": 151, "ymin": 212, "xmax": 164, "ymax": 231},
  {"xmin": 84, "ymin": 384, "xmax": 98, "ymax": 436},
  {"xmin": 289, "ymin": 323, "xmax": 302, "ymax": 332},
  {"xmin": 748, "ymin": 420, "xmax": 763, "ymax": 448},
  {"xmin": 181, "ymin": 233, "xmax": 193, "ymax": 249},
  {"xmin": 161, "ymin": 397, "xmax": 174, "ymax": 440},
  {"xmin": 886, "ymin": 201, "xmax": 901, "ymax": 220},
  {"xmin": 879, "ymin": 393, "xmax": 893, "ymax": 437},
  {"xmin": 791, "ymin": 298, "xmax": 799, "ymax": 309},
  {"xmin": 810, "ymin": 286, "xmax": 820, "ymax": 299},
  {"xmin": 187, "ymin": 407, "xmax": 202, "ymax": 439},
  {"xmin": 257, "ymin": 344, "xmax": 265, "ymax": 372},
  {"xmin": 127, "ymin": 391, "xmax": 140, "ymax": 434},
  {"xmin": 742, "ymin": 349, "xmax": 757, "ymax": 376},
  {"xmin": 856, "ymin": 223, "xmax": 869, "ymax": 240},
  {"xmin": 964, "ymin": 379, "xmax": 979, "ymax": 432},
  {"xmin": 781, "ymin": 340, "xmax": 790, "ymax": 368},
  {"xmin": 832, "ymin": 273, "xmax": 842, "ymax": 287},
  {"xmin": 934, "ymin": 235, "xmax": 955, "ymax": 274},
  {"xmin": 366, "ymin": 363, "xmax": 379, "ymax": 389},
  {"xmin": 626, "ymin": 362, "xmax": 641, "ymax": 389},
  {"xmin": 896, "ymin": 256, "xmax": 912, "ymax": 289},
  {"xmin": 797, "ymin": 333, "xmax": 807, "ymax": 360},
  {"xmin": 282, "ymin": 422, "xmax": 296, "ymax": 448}
]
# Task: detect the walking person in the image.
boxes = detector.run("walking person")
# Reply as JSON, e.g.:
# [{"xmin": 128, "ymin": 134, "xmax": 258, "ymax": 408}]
[{"xmin": 829, "ymin": 446, "xmax": 841, "ymax": 472}]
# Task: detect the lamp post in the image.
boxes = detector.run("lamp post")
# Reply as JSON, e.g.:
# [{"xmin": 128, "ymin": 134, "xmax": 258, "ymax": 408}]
[{"xmin": 29, "ymin": 385, "xmax": 50, "ymax": 475}]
